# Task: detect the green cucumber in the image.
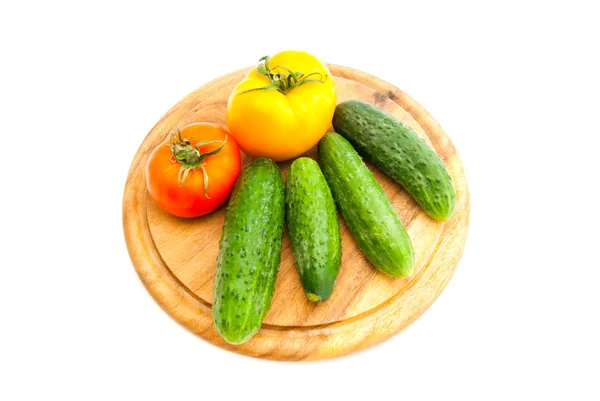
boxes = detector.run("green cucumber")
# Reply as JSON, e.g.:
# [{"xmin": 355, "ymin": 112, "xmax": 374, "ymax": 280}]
[
  {"xmin": 212, "ymin": 158, "xmax": 285, "ymax": 344},
  {"xmin": 318, "ymin": 133, "xmax": 414, "ymax": 277},
  {"xmin": 332, "ymin": 100, "xmax": 456, "ymax": 221},
  {"xmin": 285, "ymin": 157, "xmax": 341, "ymax": 303}
]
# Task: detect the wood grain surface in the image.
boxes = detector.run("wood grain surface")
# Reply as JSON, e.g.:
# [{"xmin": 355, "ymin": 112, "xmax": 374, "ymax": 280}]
[{"xmin": 122, "ymin": 65, "xmax": 470, "ymax": 361}]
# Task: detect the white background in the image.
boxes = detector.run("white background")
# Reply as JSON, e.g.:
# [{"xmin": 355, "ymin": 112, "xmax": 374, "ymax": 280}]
[{"xmin": 1, "ymin": 1, "xmax": 599, "ymax": 400}]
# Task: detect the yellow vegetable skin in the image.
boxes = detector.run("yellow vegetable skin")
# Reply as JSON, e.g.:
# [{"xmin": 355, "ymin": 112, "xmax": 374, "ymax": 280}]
[{"xmin": 226, "ymin": 51, "xmax": 336, "ymax": 162}]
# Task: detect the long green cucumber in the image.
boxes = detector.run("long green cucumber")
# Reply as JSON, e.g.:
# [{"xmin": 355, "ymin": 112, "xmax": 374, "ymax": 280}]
[
  {"xmin": 212, "ymin": 158, "xmax": 285, "ymax": 344},
  {"xmin": 285, "ymin": 157, "xmax": 341, "ymax": 303},
  {"xmin": 318, "ymin": 133, "xmax": 414, "ymax": 277},
  {"xmin": 332, "ymin": 100, "xmax": 455, "ymax": 221}
]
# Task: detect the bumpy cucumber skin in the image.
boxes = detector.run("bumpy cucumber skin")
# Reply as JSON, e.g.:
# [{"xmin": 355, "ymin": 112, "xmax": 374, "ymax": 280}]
[
  {"xmin": 318, "ymin": 133, "xmax": 414, "ymax": 277},
  {"xmin": 285, "ymin": 157, "xmax": 341, "ymax": 303},
  {"xmin": 212, "ymin": 158, "xmax": 285, "ymax": 344},
  {"xmin": 332, "ymin": 100, "xmax": 456, "ymax": 221}
]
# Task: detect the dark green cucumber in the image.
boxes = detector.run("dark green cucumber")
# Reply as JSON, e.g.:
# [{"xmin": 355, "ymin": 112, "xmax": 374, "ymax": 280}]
[
  {"xmin": 285, "ymin": 157, "xmax": 341, "ymax": 303},
  {"xmin": 212, "ymin": 158, "xmax": 285, "ymax": 344},
  {"xmin": 332, "ymin": 100, "xmax": 456, "ymax": 221},
  {"xmin": 318, "ymin": 133, "xmax": 414, "ymax": 277}
]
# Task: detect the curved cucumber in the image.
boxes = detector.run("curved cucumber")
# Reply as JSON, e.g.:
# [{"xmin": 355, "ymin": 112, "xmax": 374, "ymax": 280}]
[
  {"xmin": 212, "ymin": 158, "xmax": 285, "ymax": 344},
  {"xmin": 332, "ymin": 100, "xmax": 455, "ymax": 221},
  {"xmin": 285, "ymin": 157, "xmax": 341, "ymax": 303},
  {"xmin": 318, "ymin": 133, "xmax": 414, "ymax": 277}
]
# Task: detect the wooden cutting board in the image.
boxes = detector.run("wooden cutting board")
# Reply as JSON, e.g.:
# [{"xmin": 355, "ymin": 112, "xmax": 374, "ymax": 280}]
[{"xmin": 123, "ymin": 65, "xmax": 470, "ymax": 361}]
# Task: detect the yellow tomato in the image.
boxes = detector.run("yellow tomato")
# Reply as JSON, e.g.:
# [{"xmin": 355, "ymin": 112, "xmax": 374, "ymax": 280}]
[{"xmin": 226, "ymin": 51, "xmax": 336, "ymax": 161}]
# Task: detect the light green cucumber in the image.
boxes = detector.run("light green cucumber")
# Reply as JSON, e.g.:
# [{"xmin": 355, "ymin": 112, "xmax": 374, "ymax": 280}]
[
  {"xmin": 212, "ymin": 158, "xmax": 285, "ymax": 344},
  {"xmin": 286, "ymin": 157, "xmax": 341, "ymax": 302},
  {"xmin": 318, "ymin": 133, "xmax": 414, "ymax": 277},
  {"xmin": 333, "ymin": 100, "xmax": 455, "ymax": 221}
]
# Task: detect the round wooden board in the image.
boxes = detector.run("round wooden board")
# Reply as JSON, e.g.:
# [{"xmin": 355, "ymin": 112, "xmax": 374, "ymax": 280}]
[{"xmin": 123, "ymin": 65, "xmax": 470, "ymax": 361}]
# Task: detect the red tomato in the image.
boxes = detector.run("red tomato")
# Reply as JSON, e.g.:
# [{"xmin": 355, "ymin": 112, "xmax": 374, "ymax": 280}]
[{"xmin": 146, "ymin": 123, "xmax": 241, "ymax": 218}]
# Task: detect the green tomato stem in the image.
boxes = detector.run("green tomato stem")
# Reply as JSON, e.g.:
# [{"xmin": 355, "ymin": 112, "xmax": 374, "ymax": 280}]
[
  {"xmin": 240, "ymin": 55, "xmax": 327, "ymax": 95},
  {"xmin": 168, "ymin": 130, "xmax": 228, "ymax": 197}
]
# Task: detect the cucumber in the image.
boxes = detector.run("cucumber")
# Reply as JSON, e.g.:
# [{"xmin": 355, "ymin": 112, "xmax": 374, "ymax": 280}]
[
  {"xmin": 318, "ymin": 133, "xmax": 414, "ymax": 277},
  {"xmin": 332, "ymin": 100, "xmax": 456, "ymax": 221},
  {"xmin": 212, "ymin": 158, "xmax": 285, "ymax": 344},
  {"xmin": 285, "ymin": 157, "xmax": 341, "ymax": 303}
]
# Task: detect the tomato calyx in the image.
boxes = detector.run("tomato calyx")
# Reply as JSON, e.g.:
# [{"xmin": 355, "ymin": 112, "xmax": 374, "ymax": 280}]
[
  {"xmin": 168, "ymin": 130, "xmax": 228, "ymax": 199},
  {"xmin": 240, "ymin": 55, "xmax": 327, "ymax": 95}
]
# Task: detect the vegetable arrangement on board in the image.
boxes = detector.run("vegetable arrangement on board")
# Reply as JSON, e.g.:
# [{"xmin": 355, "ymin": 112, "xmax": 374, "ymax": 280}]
[{"xmin": 145, "ymin": 50, "xmax": 456, "ymax": 344}]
